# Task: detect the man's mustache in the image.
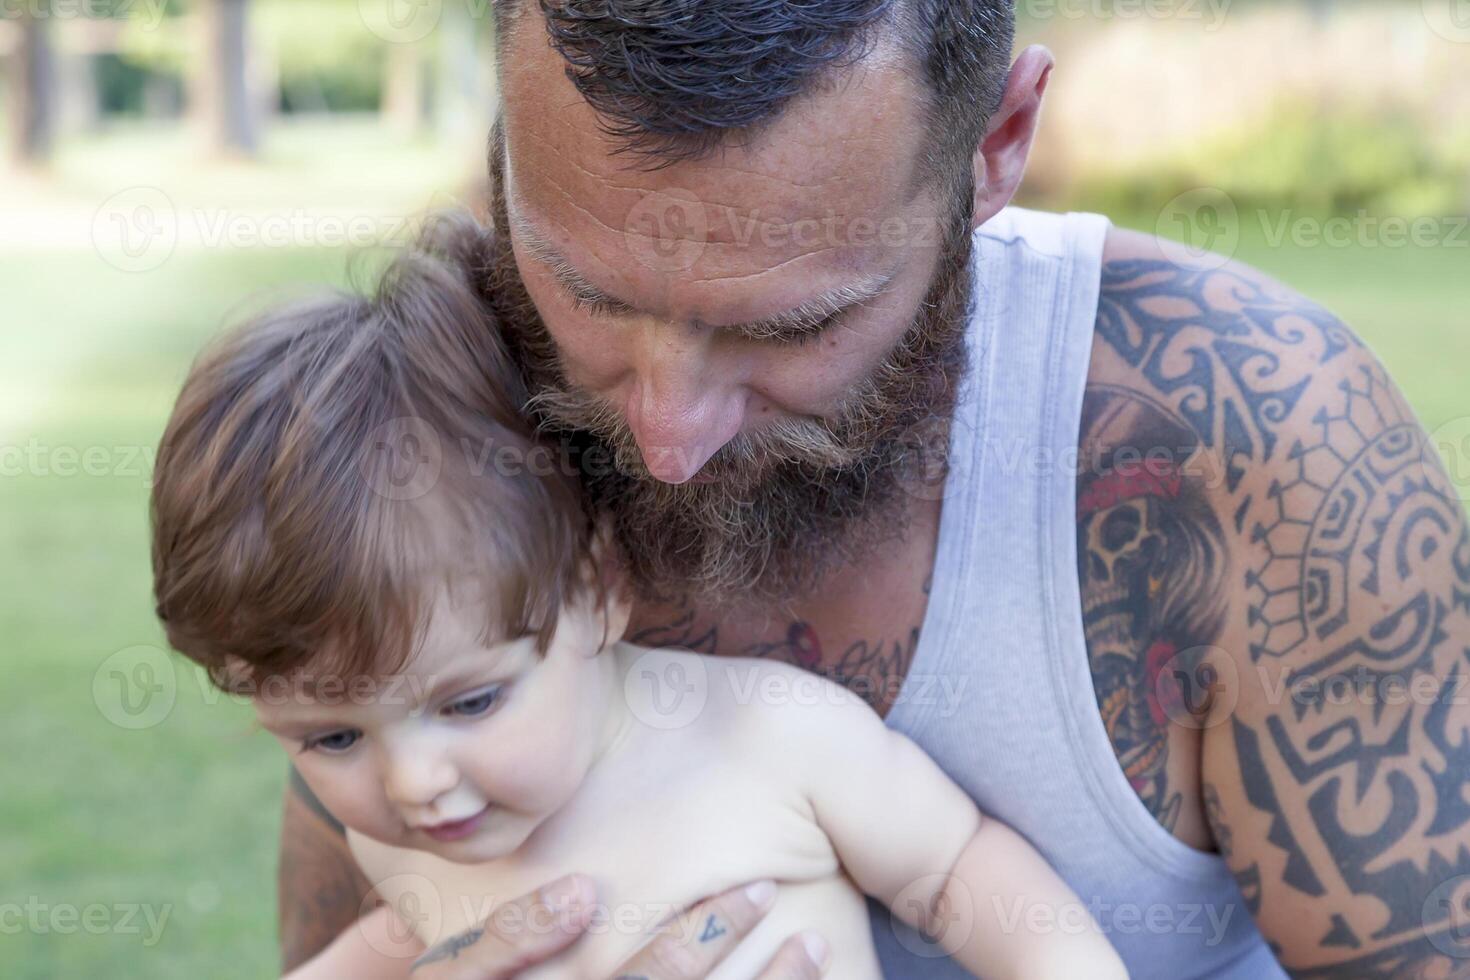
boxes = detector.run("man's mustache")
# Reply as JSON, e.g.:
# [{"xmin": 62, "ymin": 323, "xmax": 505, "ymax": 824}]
[{"xmin": 527, "ymin": 383, "xmax": 868, "ymax": 484}]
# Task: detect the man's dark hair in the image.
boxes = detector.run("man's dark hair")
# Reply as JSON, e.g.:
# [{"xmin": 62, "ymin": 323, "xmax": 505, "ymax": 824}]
[{"xmin": 494, "ymin": 0, "xmax": 1015, "ymax": 197}]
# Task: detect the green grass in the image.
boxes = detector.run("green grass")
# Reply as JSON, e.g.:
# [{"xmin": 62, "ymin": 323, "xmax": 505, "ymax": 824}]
[
  {"xmin": 0, "ymin": 246, "xmax": 370, "ymax": 980},
  {"xmin": 3, "ymin": 206, "xmax": 1466, "ymax": 977},
  {"xmin": 1105, "ymin": 206, "xmax": 1470, "ymax": 431}
]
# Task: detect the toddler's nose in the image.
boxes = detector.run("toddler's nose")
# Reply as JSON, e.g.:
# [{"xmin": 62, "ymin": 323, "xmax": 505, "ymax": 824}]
[{"xmin": 383, "ymin": 745, "xmax": 458, "ymax": 811}]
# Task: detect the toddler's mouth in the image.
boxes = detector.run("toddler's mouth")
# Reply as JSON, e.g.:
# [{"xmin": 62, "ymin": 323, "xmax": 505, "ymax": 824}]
[{"xmin": 417, "ymin": 805, "xmax": 492, "ymax": 843}]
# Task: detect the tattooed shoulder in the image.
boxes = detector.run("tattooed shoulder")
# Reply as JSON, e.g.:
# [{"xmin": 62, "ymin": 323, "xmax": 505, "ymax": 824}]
[{"xmin": 1083, "ymin": 232, "xmax": 1470, "ymax": 973}]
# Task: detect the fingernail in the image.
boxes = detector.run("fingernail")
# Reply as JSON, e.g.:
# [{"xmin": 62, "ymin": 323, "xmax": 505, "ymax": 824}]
[
  {"xmin": 801, "ymin": 932, "xmax": 830, "ymax": 967},
  {"xmin": 744, "ymin": 879, "xmax": 777, "ymax": 911},
  {"xmin": 541, "ymin": 874, "xmax": 593, "ymax": 912}
]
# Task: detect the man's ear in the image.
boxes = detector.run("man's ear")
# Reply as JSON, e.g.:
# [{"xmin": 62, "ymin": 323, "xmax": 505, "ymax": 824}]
[{"xmin": 971, "ymin": 45, "xmax": 1055, "ymax": 231}]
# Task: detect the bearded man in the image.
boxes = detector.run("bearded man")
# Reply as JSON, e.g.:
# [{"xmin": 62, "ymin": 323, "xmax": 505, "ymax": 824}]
[{"xmin": 277, "ymin": 2, "xmax": 1470, "ymax": 977}]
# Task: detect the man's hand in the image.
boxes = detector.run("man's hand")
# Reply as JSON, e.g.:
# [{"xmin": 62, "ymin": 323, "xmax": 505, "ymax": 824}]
[
  {"xmin": 604, "ymin": 881, "xmax": 827, "ymax": 980},
  {"xmin": 410, "ymin": 878, "xmax": 824, "ymax": 980}
]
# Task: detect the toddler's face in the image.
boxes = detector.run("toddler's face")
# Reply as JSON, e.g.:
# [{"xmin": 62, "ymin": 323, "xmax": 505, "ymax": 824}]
[{"xmin": 253, "ymin": 585, "xmax": 621, "ymax": 864}]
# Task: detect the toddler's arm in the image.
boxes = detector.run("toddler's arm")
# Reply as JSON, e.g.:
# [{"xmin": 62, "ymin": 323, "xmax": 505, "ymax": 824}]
[
  {"xmin": 783, "ymin": 678, "xmax": 1127, "ymax": 979},
  {"xmin": 281, "ymin": 905, "xmax": 421, "ymax": 980}
]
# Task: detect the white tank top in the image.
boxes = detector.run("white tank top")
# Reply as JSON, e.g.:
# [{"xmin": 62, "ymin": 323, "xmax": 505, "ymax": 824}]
[{"xmin": 868, "ymin": 208, "xmax": 1286, "ymax": 979}]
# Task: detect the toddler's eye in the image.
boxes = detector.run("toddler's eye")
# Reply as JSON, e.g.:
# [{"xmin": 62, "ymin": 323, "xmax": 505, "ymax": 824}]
[
  {"xmin": 302, "ymin": 729, "xmax": 360, "ymax": 754},
  {"xmin": 446, "ymin": 687, "xmax": 503, "ymax": 718}
]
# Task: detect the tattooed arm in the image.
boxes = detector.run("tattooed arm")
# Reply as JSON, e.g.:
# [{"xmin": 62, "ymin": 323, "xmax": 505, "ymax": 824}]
[
  {"xmin": 279, "ymin": 768, "xmax": 376, "ymax": 972},
  {"xmin": 1084, "ymin": 230, "xmax": 1470, "ymax": 976}
]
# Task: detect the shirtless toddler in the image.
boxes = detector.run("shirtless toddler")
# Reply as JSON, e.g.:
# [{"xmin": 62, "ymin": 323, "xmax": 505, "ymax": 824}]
[{"xmin": 150, "ymin": 215, "xmax": 1128, "ymax": 979}]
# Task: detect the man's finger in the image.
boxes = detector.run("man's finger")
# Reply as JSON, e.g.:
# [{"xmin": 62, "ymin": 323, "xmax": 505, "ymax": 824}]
[
  {"xmin": 754, "ymin": 934, "xmax": 830, "ymax": 980},
  {"xmin": 611, "ymin": 879, "xmax": 779, "ymax": 979},
  {"xmin": 411, "ymin": 874, "xmax": 596, "ymax": 980}
]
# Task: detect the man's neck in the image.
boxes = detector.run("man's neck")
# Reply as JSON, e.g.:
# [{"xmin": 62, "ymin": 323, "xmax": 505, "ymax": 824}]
[{"xmin": 624, "ymin": 484, "xmax": 947, "ymax": 717}]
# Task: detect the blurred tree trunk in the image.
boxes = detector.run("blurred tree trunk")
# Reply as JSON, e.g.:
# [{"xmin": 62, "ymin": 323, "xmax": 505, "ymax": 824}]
[
  {"xmin": 190, "ymin": 0, "xmax": 257, "ymax": 157},
  {"xmin": 58, "ymin": 52, "xmax": 102, "ymax": 135},
  {"xmin": 4, "ymin": 11, "xmax": 57, "ymax": 167},
  {"xmin": 434, "ymin": 3, "xmax": 496, "ymax": 150},
  {"xmin": 382, "ymin": 42, "xmax": 427, "ymax": 136}
]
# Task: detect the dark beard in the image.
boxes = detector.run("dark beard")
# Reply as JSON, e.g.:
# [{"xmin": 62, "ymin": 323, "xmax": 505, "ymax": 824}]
[{"xmin": 484, "ymin": 124, "xmax": 975, "ymax": 612}]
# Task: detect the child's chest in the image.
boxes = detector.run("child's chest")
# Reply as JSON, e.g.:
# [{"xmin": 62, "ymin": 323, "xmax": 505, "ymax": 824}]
[{"xmin": 350, "ymin": 754, "xmax": 855, "ymax": 976}]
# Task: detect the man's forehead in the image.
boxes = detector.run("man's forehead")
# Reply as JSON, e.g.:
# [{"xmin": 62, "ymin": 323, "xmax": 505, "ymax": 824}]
[{"xmin": 498, "ymin": 13, "xmax": 933, "ymax": 285}]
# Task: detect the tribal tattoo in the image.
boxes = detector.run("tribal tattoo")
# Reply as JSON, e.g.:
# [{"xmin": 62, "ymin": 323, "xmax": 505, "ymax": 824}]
[
  {"xmin": 1088, "ymin": 256, "xmax": 1470, "ymax": 975},
  {"xmin": 628, "ymin": 576, "xmax": 932, "ymax": 718}
]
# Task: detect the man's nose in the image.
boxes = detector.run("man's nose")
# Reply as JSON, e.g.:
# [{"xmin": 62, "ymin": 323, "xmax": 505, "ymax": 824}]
[
  {"xmin": 381, "ymin": 741, "xmax": 458, "ymax": 810},
  {"xmin": 624, "ymin": 329, "xmax": 745, "ymax": 484}
]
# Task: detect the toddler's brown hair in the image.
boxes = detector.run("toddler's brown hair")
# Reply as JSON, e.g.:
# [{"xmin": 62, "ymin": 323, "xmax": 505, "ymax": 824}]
[{"xmin": 151, "ymin": 211, "xmax": 595, "ymax": 693}]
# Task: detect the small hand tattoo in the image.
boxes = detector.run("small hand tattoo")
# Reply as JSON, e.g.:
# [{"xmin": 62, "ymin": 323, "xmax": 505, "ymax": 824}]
[{"xmin": 411, "ymin": 926, "xmax": 484, "ymax": 972}]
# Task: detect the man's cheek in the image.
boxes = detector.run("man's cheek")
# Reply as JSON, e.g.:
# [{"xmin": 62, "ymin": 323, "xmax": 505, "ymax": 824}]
[
  {"xmin": 536, "ymin": 309, "xmax": 629, "ymax": 391},
  {"xmin": 755, "ymin": 349, "xmax": 880, "ymax": 418}
]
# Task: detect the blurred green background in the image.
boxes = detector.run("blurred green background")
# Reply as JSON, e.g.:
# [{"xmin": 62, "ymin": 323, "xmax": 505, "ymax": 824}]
[{"xmin": 2, "ymin": 0, "xmax": 1467, "ymax": 977}]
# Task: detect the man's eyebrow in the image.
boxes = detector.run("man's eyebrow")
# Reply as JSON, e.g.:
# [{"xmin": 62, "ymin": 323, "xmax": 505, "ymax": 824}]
[
  {"xmin": 509, "ymin": 211, "xmax": 896, "ymax": 339},
  {"xmin": 510, "ymin": 212, "xmax": 641, "ymax": 315},
  {"xmin": 728, "ymin": 273, "xmax": 895, "ymax": 341}
]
